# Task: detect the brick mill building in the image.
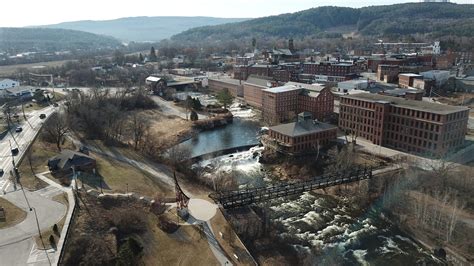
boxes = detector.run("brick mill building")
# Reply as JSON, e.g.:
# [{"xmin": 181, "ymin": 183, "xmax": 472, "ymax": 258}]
[
  {"xmin": 339, "ymin": 93, "xmax": 469, "ymax": 157},
  {"xmin": 264, "ymin": 112, "xmax": 338, "ymax": 155},
  {"xmin": 243, "ymin": 76, "xmax": 277, "ymax": 108},
  {"xmin": 208, "ymin": 77, "xmax": 243, "ymax": 97},
  {"xmin": 262, "ymin": 83, "xmax": 334, "ymax": 125}
]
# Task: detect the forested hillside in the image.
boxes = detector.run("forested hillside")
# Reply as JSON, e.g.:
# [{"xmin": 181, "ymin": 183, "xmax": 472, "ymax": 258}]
[
  {"xmin": 0, "ymin": 28, "xmax": 122, "ymax": 53},
  {"xmin": 171, "ymin": 3, "xmax": 474, "ymax": 43}
]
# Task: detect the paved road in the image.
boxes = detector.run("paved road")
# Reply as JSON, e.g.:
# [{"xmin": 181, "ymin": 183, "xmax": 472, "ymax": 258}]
[
  {"xmin": 0, "ymin": 106, "xmax": 55, "ymax": 192},
  {"xmin": 151, "ymin": 96, "xmax": 208, "ymax": 120},
  {"xmin": 0, "ymin": 105, "xmax": 67, "ymax": 265}
]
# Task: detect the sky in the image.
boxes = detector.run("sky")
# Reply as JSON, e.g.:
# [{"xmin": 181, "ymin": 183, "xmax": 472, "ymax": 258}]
[{"xmin": 1, "ymin": 0, "xmax": 472, "ymax": 27}]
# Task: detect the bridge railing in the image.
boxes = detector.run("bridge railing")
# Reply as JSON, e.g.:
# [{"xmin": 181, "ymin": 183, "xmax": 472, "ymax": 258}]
[{"xmin": 209, "ymin": 167, "xmax": 372, "ymax": 209}]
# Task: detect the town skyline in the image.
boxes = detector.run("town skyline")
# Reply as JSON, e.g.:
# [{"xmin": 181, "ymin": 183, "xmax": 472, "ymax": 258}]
[{"xmin": 0, "ymin": 0, "xmax": 472, "ymax": 27}]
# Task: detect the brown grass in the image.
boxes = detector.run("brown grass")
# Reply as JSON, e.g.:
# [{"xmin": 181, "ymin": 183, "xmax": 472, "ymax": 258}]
[
  {"xmin": 0, "ymin": 60, "xmax": 71, "ymax": 77},
  {"xmin": 142, "ymin": 210, "xmax": 219, "ymax": 266},
  {"xmin": 0, "ymin": 197, "xmax": 27, "ymax": 229},
  {"xmin": 81, "ymin": 153, "xmax": 173, "ymax": 198},
  {"xmin": 209, "ymin": 209, "xmax": 256, "ymax": 266},
  {"xmin": 18, "ymin": 137, "xmax": 75, "ymax": 191}
]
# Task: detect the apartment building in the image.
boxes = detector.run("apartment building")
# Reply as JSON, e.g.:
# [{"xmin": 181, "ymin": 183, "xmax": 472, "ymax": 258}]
[{"xmin": 339, "ymin": 93, "xmax": 469, "ymax": 157}]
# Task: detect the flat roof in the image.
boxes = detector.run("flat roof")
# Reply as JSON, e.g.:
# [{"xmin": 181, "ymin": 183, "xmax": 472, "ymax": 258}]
[
  {"xmin": 263, "ymin": 85, "xmax": 300, "ymax": 93},
  {"xmin": 208, "ymin": 77, "xmax": 242, "ymax": 86},
  {"xmin": 270, "ymin": 120, "xmax": 337, "ymax": 137},
  {"xmin": 341, "ymin": 93, "xmax": 469, "ymax": 115},
  {"xmin": 399, "ymin": 73, "xmax": 422, "ymax": 77}
]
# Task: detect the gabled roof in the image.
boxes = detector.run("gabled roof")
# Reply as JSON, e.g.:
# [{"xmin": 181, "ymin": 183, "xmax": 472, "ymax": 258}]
[{"xmin": 48, "ymin": 149, "xmax": 95, "ymax": 170}]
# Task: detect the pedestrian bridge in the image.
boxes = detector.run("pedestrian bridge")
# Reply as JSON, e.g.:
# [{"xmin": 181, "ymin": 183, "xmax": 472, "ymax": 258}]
[{"xmin": 209, "ymin": 167, "xmax": 372, "ymax": 209}]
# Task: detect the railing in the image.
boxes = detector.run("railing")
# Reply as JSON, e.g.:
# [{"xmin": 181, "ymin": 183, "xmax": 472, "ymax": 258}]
[{"xmin": 209, "ymin": 167, "xmax": 372, "ymax": 209}]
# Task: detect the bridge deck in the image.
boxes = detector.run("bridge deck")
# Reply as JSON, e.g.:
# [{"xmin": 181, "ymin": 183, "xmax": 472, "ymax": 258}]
[{"xmin": 209, "ymin": 167, "xmax": 372, "ymax": 209}]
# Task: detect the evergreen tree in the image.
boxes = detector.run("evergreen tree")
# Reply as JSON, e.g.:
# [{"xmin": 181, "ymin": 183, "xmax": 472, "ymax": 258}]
[
  {"xmin": 216, "ymin": 88, "xmax": 234, "ymax": 109},
  {"xmin": 139, "ymin": 53, "xmax": 144, "ymax": 63},
  {"xmin": 149, "ymin": 47, "xmax": 157, "ymax": 62}
]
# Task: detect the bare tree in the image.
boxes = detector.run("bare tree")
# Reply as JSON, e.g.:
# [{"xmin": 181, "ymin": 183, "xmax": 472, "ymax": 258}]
[
  {"xmin": 128, "ymin": 113, "xmax": 150, "ymax": 150},
  {"xmin": 43, "ymin": 112, "xmax": 69, "ymax": 151}
]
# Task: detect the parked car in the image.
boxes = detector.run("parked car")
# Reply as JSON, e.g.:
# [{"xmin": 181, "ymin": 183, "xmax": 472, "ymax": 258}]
[
  {"xmin": 11, "ymin": 148, "xmax": 19, "ymax": 156},
  {"xmin": 53, "ymin": 103, "xmax": 59, "ymax": 107},
  {"xmin": 15, "ymin": 127, "xmax": 23, "ymax": 133},
  {"xmin": 39, "ymin": 114, "xmax": 46, "ymax": 119},
  {"xmin": 0, "ymin": 168, "xmax": 3, "ymax": 176}
]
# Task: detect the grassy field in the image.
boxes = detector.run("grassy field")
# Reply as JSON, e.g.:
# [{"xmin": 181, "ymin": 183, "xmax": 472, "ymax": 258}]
[
  {"xmin": 83, "ymin": 154, "xmax": 174, "ymax": 198},
  {"xmin": 0, "ymin": 60, "xmax": 72, "ymax": 77},
  {"xmin": 0, "ymin": 197, "xmax": 27, "ymax": 229}
]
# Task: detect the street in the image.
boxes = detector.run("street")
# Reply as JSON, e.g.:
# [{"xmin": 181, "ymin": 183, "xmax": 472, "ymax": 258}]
[{"xmin": 0, "ymin": 105, "xmax": 67, "ymax": 265}]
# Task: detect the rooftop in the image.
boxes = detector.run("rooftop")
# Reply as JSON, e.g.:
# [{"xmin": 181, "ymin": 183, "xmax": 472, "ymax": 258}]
[
  {"xmin": 399, "ymin": 73, "xmax": 423, "ymax": 77},
  {"xmin": 286, "ymin": 81, "xmax": 325, "ymax": 92},
  {"xmin": 244, "ymin": 75, "xmax": 273, "ymax": 87},
  {"xmin": 270, "ymin": 120, "xmax": 337, "ymax": 137},
  {"xmin": 341, "ymin": 93, "xmax": 469, "ymax": 114},
  {"xmin": 208, "ymin": 77, "xmax": 242, "ymax": 86},
  {"xmin": 263, "ymin": 85, "xmax": 300, "ymax": 93}
]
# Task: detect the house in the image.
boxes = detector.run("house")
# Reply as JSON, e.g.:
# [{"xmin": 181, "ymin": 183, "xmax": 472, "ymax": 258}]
[
  {"xmin": 0, "ymin": 79, "xmax": 20, "ymax": 97},
  {"xmin": 47, "ymin": 149, "xmax": 96, "ymax": 175},
  {"xmin": 4, "ymin": 86, "xmax": 36, "ymax": 99}
]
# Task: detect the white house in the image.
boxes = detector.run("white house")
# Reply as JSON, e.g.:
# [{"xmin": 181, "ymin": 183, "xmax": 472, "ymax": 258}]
[{"xmin": 0, "ymin": 79, "xmax": 20, "ymax": 97}]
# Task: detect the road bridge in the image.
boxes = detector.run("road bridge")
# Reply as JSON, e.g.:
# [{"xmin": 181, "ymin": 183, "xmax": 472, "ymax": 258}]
[{"xmin": 209, "ymin": 167, "xmax": 372, "ymax": 209}]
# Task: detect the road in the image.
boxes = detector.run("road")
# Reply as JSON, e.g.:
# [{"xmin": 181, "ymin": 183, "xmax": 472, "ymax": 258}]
[
  {"xmin": 151, "ymin": 96, "xmax": 208, "ymax": 120},
  {"xmin": 0, "ymin": 106, "xmax": 55, "ymax": 192},
  {"xmin": 0, "ymin": 105, "xmax": 68, "ymax": 265}
]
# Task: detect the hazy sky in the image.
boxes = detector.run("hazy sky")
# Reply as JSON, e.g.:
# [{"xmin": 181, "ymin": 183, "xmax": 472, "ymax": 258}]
[{"xmin": 1, "ymin": 0, "xmax": 472, "ymax": 27}]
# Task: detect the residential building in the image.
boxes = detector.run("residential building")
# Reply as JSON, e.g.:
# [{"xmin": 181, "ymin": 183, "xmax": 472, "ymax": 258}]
[
  {"xmin": 398, "ymin": 73, "xmax": 423, "ymax": 88},
  {"xmin": 264, "ymin": 112, "xmax": 338, "ymax": 155},
  {"xmin": 208, "ymin": 77, "xmax": 243, "ymax": 97},
  {"xmin": 339, "ymin": 93, "xmax": 469, "ymax": 157},
  {"xmin": 0, "ymin": 79, "xmax": 20, "ymax": 97},
  {"xmin": 48, "ymin": 149, "xmax": 96, "ymax": 176},
  {"xmin": 0, "ymin": 79, "xmax": 20, "ymax": 89},
  {"xmin": 4, "ymin": 86, "xmax": 36, "ymax": 98}
]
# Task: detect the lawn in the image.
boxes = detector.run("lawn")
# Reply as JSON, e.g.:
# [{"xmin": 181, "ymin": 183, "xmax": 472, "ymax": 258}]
[
  {"xmin": 80, "ymin": 154, "xmax": 174, "ymax": 198},
  {"xmin": 18, "ymin": 137, "xmax": 75, "ymax": 191},
  {"xmin": 142, "ymin": 211, "xmax": 219, "ymax": 266},
  {"xmin": 0, "ymin": 197, "xmax": 27, "ymax": 229}
]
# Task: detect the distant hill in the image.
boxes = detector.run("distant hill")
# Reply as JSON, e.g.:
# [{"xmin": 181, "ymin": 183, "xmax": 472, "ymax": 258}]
[
  {"xmin": 171, "ymin": 3, "xmax": 474, "ymax": 43},
  {"xmin": 0, "ymin": 27, "xmax": 121, "ymax": 53},
  {"xmin": 40, "ymin": 16, "xmax": 250, "ymax": 42}
]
